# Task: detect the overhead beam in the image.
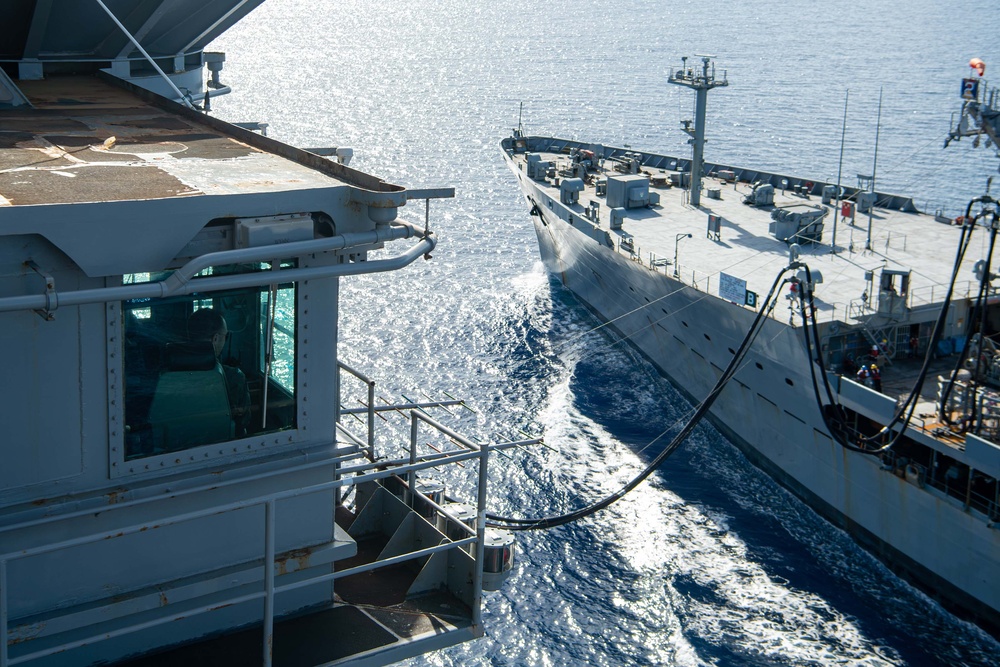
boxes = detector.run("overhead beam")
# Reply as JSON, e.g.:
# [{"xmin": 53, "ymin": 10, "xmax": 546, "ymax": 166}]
[
  {"xmin": 106, "ymin": 0, "xmax": 168, "ymax": 59},
  {"xmin": 21, "ymin": 0, "xmax": 55, "ymax": 59}
]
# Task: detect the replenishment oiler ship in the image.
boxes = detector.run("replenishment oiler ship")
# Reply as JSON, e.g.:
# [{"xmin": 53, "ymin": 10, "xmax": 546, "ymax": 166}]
[
  {"xmin": 502, "ymin": 56, "xmax": 1000, "ymax": 637},
  {"xmin": 1, "ymin": 1, "xmax": 533, "ymax": 665}
]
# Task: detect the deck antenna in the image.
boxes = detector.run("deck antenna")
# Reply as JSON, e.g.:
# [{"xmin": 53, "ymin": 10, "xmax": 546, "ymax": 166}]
[
  {"xmin": 832, "ymin": 89, "xmax": 849, "ymax": 254},
  {"xmin": 865, "ymin": 87, "xmax": 883, "ymax": 251},
  {"xmin": 669, "ymin": 54, "xmax": 728, "ymax": 207}
]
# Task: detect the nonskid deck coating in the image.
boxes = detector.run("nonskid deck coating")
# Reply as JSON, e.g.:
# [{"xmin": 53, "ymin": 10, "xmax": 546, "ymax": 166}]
[
  {"xmin": 516, "ymin": 146, "xmax": 981, "ymax": 327},
  {"xmin": 0, "ymin": 76, "xmax": 340, "ymax": 206}
]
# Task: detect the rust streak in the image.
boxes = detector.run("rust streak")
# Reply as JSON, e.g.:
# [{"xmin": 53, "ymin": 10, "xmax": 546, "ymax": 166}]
[{"xmin": 275, "ymin": 547, "xmax": 314, "ymax": 576}]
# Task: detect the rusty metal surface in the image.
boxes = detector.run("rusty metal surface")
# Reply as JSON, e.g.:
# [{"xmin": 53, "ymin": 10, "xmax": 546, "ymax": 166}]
[
  {"xmin": 0, "ymin": 75, "xmax": 340, "ymax": 207},
  {"xmin": 0, "ymin": 163, "xmax": 198, "ymax": 205}
]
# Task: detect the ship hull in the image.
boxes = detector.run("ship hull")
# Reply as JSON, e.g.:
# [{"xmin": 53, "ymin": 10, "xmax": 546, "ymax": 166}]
[{"xmin": 509, "ymin": 160, "xmax": 1000, "ymax": 636}]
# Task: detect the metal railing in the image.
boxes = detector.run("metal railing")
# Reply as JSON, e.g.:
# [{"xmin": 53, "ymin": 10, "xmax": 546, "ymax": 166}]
[
  {"xmin": 0, "ymin": 398, "xmax": 539, "ymax": 667},
  {"xmin": 909, "ymin": 281, "xmax": 974, "ymax": 308},
  {"xmin": 337, "ymin": 361, "xmax": 376, "ymax": 460},
  {"xmin": 881, "ymin": 450, "xmax": 999, "ymax": 521}
]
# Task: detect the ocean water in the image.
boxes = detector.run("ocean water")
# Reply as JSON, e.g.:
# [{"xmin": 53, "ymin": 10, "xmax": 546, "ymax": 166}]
[{"xmin": 210, "ymin": 1, "xmax": 1000, "ymax": 664}]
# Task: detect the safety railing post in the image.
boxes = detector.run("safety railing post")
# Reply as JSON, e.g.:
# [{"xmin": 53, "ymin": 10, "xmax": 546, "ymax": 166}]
[
  {"xmin": 263, "ymin": 500, "xmax": 276, "ymax": 667},
  {"xmin": 336, "ymin": 361, "xmax": 378, "ymax": 461},
  {"xmin": 1, "ymin": 559, "xmax": 7, "ymax": 667},
  {"xmin": 409, "ymin": 412, "xmax": 419, "ymax": 504},
  {"xmin": 367, "ymin": 380, "xmax": 376, "ymax": 460},
  {"xmin": 472, "ymin": 444, "xmax": 489, "ymax": 629}
]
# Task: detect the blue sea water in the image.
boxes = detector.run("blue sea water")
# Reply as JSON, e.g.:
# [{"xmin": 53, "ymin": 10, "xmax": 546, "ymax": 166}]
[{"xmin": 211, "ymin": 1, "xmax": 1000, "ymax": 664}]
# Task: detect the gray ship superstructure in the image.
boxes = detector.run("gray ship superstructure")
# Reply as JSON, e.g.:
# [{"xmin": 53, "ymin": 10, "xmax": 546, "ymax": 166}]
[
  {"xmin": 502, "ymin": 57, "xmax": 1000, "ymax": 636},
  {"xmin": 1, "ymin": 2, "xmax": 529, "ymax": 665}
]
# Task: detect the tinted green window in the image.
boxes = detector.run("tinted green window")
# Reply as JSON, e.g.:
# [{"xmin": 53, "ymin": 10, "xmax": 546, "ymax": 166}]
[{"xmin": 122, "ymin": 263, "xmax": 296, "ymax": 460}]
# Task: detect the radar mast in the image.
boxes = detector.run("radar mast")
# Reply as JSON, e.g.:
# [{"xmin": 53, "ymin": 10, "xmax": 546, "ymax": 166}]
[{"xmin": 669, "ymin": 55, "xmax": 728, "ymax": 207}]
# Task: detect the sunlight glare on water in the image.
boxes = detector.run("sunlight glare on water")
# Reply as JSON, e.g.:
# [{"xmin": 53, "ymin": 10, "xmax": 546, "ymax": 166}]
[{"xmin": 210, "ymin": 1, "xmax": 1000, "ymax": 664}]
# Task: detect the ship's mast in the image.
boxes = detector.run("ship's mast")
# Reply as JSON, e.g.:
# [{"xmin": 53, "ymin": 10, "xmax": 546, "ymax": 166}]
[
  {"xmin": 946, "ymin": 58, "xmax": 1000, "ymax": 165},
  {"xmin": 669, "ymin": 55, "xmax": 728, "ymax": 207}
]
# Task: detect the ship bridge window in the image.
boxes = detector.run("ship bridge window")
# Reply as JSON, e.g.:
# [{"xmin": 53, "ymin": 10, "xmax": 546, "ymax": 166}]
[
  {"xmin": 879, "ymin": 269, "xmax": 909, "ymax": 297},
  {"xmin": 121, "ymin": 261, "xmax": 297, "ymax": 461}
]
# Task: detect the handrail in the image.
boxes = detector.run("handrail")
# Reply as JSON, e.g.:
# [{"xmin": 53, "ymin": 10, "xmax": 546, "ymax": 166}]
[
  {"xmin": 0, "ymin": 436, "xmax": 485, "ymax": 667},
  {"xmin": 0, "ymin": 391, "xmax": 540, "ymax": 667},
  {"xmin": 2, "ymin": 339, "xmax": 544, "ymax": 667},
  {"xmin": 340, "ymin": 399, "xmax": 465, "ymax": 415},
  {"xmin": 0, "ymin": 450, "xmax": 358, "ymax": 536},
  {"xmin": 0, "ymin": 221, "xmax": 432, "ymax": 315},
  {"xmin": 337, "ymin": 361, "xmax": 376, "ymax": 459},
  {"xmin": 0, "ymin": 452, "xmax": 477, "ymax": 564}
]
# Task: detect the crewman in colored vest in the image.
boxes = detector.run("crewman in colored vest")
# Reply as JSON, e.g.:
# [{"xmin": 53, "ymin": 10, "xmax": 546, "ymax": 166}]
[{"xmin": 870, "ymin": 364, "xmax": 882, "ymax": 392}]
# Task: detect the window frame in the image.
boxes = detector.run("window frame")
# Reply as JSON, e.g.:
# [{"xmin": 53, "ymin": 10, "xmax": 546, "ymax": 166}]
[{"xmin": 108, "ymin": 268, "xmax": 309, "ymax": 479}]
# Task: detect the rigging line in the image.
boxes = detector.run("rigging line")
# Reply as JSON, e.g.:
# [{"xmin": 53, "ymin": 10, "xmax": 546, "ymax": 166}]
[
  {"xmin": 487, "ymin": 267, "xmax": 792, "ymax": 530},
  {"xmin": 619, "ymin": 282, "xmax": 790, "ymax": 463},
  {"xmin": 588, "ymin": 288, "xmax": 784, "ymax": 376},
  {"xmin": 494, "ymin": 299, "xmax": 789, "ymax": 526},
  {"xmin": 628, "ymin": 305, "xmax": 788, "ymax": 461},
  {"xmin": 544, "ymin": 231, "xmax": 795, "ymax": 360},
  {"xmin": 877, "ymin": 132, "xmax": 950, "ymax": 178},
  {"xmin": 536, "ymin": 285, "xmax": 749, "ymax": 392},
  {"xmin": 923, "ymin": 208, "xmax": 983, "ymax": 424},
  {"xmin": 498, "ymin": 270, "xmax": 790, "ymax": 465},
  {"xmin": 545, "ymin": 245, "xmax": 786, "ymax": 362},
  {"xmin": 545, "ymin": 280, "xmax": 696, "ymax": 354},
  {"xmin": 488, "ymin": 277, "xmax": 787, "ymax": 529}
]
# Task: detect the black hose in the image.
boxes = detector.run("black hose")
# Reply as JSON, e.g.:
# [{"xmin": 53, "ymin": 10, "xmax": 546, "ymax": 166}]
[
  {"xmin": 798, "ymin": 196, "xmax": 995, "ymax": 453},
  {"xmin": 939, "ymin": 205, "xmax": 998, "ymax": 429},
  {"xmin": 488, "ymin": 196, "xmax": 994, "ymax": 531},
  {"xmin": 487, "ymin": 267, "xmax": 791, "ymax": 531}
]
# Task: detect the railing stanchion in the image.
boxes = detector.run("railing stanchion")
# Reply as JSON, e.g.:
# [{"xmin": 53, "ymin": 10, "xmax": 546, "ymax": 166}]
[
  {"xmin": 367, "ymin": 380, "xmax": 376, "ymax": 460},
  {"xmin": 409, "ymin": 412, "xmax": 419, "ymax": 504},
  {"xmin": 472, "ymin": 444, "xmax": 489, "ymax": 630},
  {"xmin": 1, "ymin": 559, "xmax": 8, "ymax": 667},
  {"xmin": 263, "ymin": 500, "xmax": 276, "ymax": 667}
]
